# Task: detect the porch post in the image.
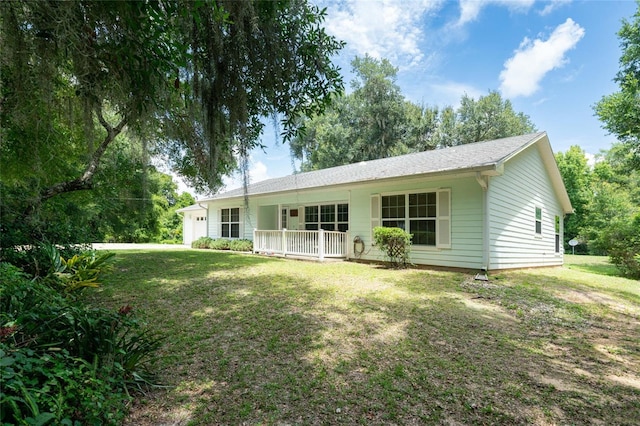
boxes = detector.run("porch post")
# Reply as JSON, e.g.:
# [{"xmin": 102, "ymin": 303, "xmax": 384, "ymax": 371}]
[
  {"xmin": 345, "ymin": 231, "xmax": 351, "ymax": 260},
  {"xmin": 282, "ymin": 228, "xmax": 287, "ymax": 257},
  {"xmin": 318, "ymin": 229, "xmax": 325, "ymax": 261},
  {"xmin": 253, "ymin": 228, "xmax": 257, "ymax": 254}
]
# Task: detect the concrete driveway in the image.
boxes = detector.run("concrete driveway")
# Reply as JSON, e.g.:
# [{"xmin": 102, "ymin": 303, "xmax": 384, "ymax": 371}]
[{"xmin": 91, "ymin": 243, "xmax": 191, "ymax": 250}]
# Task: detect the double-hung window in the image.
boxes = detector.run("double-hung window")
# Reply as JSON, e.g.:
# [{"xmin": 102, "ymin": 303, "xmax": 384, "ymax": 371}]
[
  {"xmin": 380, "ymin": 192, "xmax": 439, "ymax": 247},
  {"xmin": 304, "ymin": 203, "xmax": 348, "ymax": 231},
  {"xmin": 408, "ymin": 192, "xmax": 437, "ymax": 246},
  {"xmin": 221, "ymin": 208, "xmax": 240, "ymax": 238},
  {"xmin": 535, "ymin": 207, "xmax": 542, "ymax": 236}
]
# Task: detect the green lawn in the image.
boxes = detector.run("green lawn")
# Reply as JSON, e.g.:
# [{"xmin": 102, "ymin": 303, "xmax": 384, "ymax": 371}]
[{"xmin": 88, "ymin": 251, "xmax": 640, "ymax": 425}]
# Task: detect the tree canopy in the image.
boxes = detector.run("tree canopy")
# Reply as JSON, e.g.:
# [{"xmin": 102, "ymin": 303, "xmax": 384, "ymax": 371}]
[
  {"xmin": 0, "ymin": 0, "xmax": 344, "ymax": 245},
  {"xmin": 594, "ymin": 1, "xmax": 640, "ymax": 169},
  {"xmin": 291, "ymin": 56, "xmax": 535, "ymax": 171},
  {"xmin": 1, "ymin": 0, "xmax": 344, "ymax": 196}
]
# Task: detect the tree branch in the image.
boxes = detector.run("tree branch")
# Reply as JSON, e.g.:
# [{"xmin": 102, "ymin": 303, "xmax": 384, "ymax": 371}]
[{"xmin": 40, "ymin": 105, "xmax": 127, "ymax": 202}]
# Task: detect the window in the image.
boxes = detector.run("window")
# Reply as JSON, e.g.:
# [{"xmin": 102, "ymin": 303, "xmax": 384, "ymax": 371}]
[
  {"xmin": 304, "ymin": 203, "xmax": 348, "ymax": 231},
  {"xmin": 382, "ymin": 192, "xmax": 437, "ymax": 246},
  {"xmin": 555, "ymin": 215, "xmax": 561, "ymax": 253},
  {"xmin": 195, "ymin": 216, "xmax": 206, "ymax": 222},
  {"xmin": 535, "ymin": 207, "xmax": 542, "ymax": 235},
  {"xmin": 221, "ymin": 208, "xmax": 240, "ymax": 238},
  {"xmin": 381, "ymin": 195, "xmax": 405, "ymax": 229},
  {"xmin": 304, "ymin": 206, "xmax": 319, "ymax": 230},
  {"xmin": 409, "ymin": 193, "xmax": 437, "ymax": 246},
  {"xmin": 281, "ymin": 208, "xmax": 288, "ymax": 230}
]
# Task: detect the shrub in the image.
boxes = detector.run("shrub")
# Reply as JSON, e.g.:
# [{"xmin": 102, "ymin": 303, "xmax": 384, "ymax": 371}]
[
  {"xmin": 0, "ymin": 262, "xmax": 163, "ymax": 424},
  {"xmin": 192, "ymin": 237, "xmax": 214, "ymax": 249},
  {"xmin": 0, "ymin": 242, "xmax": 91, "ymax": 278},
  {"xmin": 373, "ymin": 227, "xmax": 412, "ymax": 268},
  {"xmin": 229, "ymin": 239, "xmax": 253, "ymax": 252},
  {"xmin": 209, "ymin": 239, "xmax": 231, "ymax": 250},
  {"xmin": 601, "ymin": 213, "xmax": 640, "ymax": 279},
  {"xmin": 42, "ymin": 243, "xmax": 116, "ymax": 293},
  {"xmin": 192, "ymin": 238, "xmax": 253, "ymax": 252}
]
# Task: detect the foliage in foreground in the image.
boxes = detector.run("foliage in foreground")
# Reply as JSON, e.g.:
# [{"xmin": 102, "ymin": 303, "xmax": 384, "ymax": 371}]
[
  {"xmin": 0, "ymin": 257, "xmax": 163, "ymax": 425},
  {"xmin": 191, "ymin": 237, "xmax": 253, "ymax": 252},
  {"xmin": 373, "ymin": 226, "xmax": 412, "ymax": 267}
]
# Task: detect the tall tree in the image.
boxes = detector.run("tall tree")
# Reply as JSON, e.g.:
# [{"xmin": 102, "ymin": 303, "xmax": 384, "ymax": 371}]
[
  {"xmin": 291, "ymin": 55, "xmax": 411, "ymax": 170},
  {"xmin": 555, "ymin": 146, "xmax": 593, "ymax": 250},
  {"xmin": 594, "ymin": 2, "xmax": 640, "ymax": 170},
  {"xmin": 1, "ymin": 0, "xmax": 343, "ymax": 244},
  {"xmin": 292, "ymin": 62, "xmax": 536, "ymax": 170},
  {"xmin": 455, "ymin": 91, "xmax": 536, "ymax": 145}
]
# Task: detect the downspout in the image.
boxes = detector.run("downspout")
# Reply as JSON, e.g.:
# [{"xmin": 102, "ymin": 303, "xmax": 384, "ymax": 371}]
[{"xmin": 475, "ymin": 172, "xmax": 490, "ymax": 271}]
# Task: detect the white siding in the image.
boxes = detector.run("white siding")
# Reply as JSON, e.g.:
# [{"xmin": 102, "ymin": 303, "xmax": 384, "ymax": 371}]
[
  {"xmin": 199, "ymin": 143, "xmax": 567, "ymax": 270},
  {"xmin": 488, "ymin": 144, "xmax": 564, "ymax": 269},
  {"xmin": 206, "ymin": 200, "xmax": 252, "ymax": 240},
  {"xmin": 349, "ymin": 176, "xmax": 484, "ymax": 270}
]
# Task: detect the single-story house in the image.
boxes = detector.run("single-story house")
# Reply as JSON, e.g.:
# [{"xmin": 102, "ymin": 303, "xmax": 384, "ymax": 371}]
[{"xmin": 180, "ymin": 132, "xmax": 573, "ymax": 271}]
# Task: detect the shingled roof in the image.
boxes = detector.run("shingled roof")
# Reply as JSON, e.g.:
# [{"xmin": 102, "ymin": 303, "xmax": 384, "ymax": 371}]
[{"xmin": 200, "ymin": 132, "xmax": 563, "ymax": 204}]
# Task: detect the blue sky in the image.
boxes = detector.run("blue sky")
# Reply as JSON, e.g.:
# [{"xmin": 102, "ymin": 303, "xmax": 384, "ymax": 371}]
[{"xmin": 195, "ymin": 0, "xmax": 637, "ymax": 196}]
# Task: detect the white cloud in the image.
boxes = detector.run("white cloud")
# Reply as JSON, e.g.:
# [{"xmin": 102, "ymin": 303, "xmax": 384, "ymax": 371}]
[
  {"xmin": 426, "ymin": 81, "xmax": 484, "ymax": 107},
  {"xmin": 222, "ymin": 159, "xmax": 271, "ymax": 191},
  {"xmin": 539, "ymin": 0, "xmax": 572, "ymax": 16},
  {"xmin": 320, "ymin": 0, "xmax": 441, "ymax": 69},
  {"xmin": 456, "ymin": 0, "xmax": 535, "ymax": 27},
  {"xmin": 499, "ymin": 18, "xmax": 585, "ymax": 98}
]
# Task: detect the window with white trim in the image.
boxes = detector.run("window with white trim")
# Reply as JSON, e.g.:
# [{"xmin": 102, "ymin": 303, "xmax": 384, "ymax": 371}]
[
  {"xmin": 535, "ymin": 207, "xmax": 542, "ymax": 235},
  {"xmin": 304, "ymin": 203, "xmax": 348, "ymax": 231},
  {"xmin": 381, "ymin": 192, "xmax": 437, "ymax": 246},
  {"xmin": 555, "ymin": 215, "xmax": 560, "ymax": 253},
  {"xmin": 221, "ymin": 208, "xmax": 240, "ymax": 238}
]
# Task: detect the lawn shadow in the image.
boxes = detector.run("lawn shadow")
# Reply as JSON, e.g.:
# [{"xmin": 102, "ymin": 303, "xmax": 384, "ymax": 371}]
[{"xmin": 93, "ymin": 254, "xmax": 639, "ymax": 425}]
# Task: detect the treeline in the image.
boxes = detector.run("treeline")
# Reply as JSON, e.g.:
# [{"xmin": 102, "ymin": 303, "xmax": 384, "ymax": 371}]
[
  {"xmin": 291, "ymin": 55, "xmax": 536, "ymax": 171},
  {"xmin": 0, "ymin": 132, "xmax": 195, "ymax": 247}
]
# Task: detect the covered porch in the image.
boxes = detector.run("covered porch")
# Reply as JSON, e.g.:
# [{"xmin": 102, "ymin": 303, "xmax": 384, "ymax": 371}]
[{"xmin": 253, "ymin": 229, "xmax": 349, "ymax": 261}]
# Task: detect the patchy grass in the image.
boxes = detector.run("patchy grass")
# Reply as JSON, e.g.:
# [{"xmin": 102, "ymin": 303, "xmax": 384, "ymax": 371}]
[{"xmin": 86, "ymin": 251, "xmax": 640, "ymax": 425}]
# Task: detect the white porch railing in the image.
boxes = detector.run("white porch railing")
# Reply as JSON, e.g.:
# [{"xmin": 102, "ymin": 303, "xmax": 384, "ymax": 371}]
[{"xmin": 253, "ymin": 229, "xmax": 348, "ymax": 260}]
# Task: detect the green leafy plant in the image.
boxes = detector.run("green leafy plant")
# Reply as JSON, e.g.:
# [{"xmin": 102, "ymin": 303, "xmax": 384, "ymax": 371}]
[
  {"xmin": 0, "ymin": 262, "xmax": 163, "ymax": 424},
  {"xmin": 229, "ymin": 239, "xmax": 253, "ymax": 252},
  {"xmin": 192, "ymin": 238, "xmax": 253, "ymax": 252},
  {"xmin": 192, "ymin": 237, "xmax": 214, "ymax": 249},
  {"xmin": 42, "ymin": 243, "xmax": 115, "ymax": 293},
  {"xmin": 209, "ymin": 239, "xmax": 231, "ymax": 250},
  {"xmin": 372, "ymin": 226, "xmax": 412, "ymax": 268},
  {"xmin": 601, "ymin": 213, "xmax": 640, "ymax": 278}
]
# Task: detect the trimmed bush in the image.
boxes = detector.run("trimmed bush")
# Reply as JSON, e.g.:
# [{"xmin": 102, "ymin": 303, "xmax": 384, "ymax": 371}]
[
  {"xmin": 192, "ymin": 237, "xmax": 214, "ymax": 249},
  {"xmin": 192, "ymin": 238, "xmax": 253, "ymax": 252},
  {"xmin": 209, "ymin": 239, "xmax": 231, "ymax": 250},
  {"xmin": 229, "ymin": 239, "xmax": 253, "ymax": 252},
  {"xmin": 373, "ymin": 226, "xmax": 412, "ymax": 268}
]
